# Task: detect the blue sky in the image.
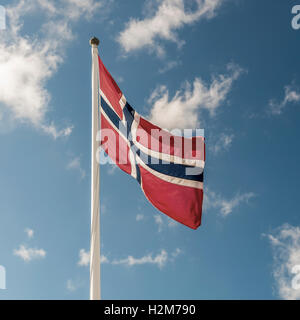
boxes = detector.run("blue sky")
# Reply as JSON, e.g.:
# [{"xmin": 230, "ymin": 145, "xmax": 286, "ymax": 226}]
[{"xmin": 0, "ymin": 0, "xmax": 300, "ymax": 300}]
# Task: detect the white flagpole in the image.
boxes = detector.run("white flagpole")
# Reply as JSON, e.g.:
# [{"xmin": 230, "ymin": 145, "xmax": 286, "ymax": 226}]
[{"xmin": 89, "ymin": 37, "xmax": 101, "ymax": 300}]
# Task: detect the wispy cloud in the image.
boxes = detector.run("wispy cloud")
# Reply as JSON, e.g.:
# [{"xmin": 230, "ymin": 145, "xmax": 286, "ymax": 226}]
[
  {"xmin": 25, "ymin": 228, "xmax": 34, "ymax": 239},
  {"xmin": 168, "ymin": 219, "xmax": 179, "ymax": 228},
  {"xmin": 14, "ymin": 244, "xmax": 46, "ymax": 262},
  {"xmin": 112, "ymin": 250, "xmax": 168, "ymax": 268},
  {"xmin": 112, "ymin": 248, "xmax": 181, "ymax": 269},
  {"xmin": 204, "ymin": 189, "xmax": 255, "ymax": 217},
  {"xmin": 148, "ymin": 64, "xmax": 243, "ymax": 129},
  {"xmin": 41, "ymin": 123, "xmax": 74, "ymax": 140},
  {"xmin": 66, "ymin": 278, "xmax": 85, "ymax": 293},
  {"xmin": 171, "ymin": 248, "xmax": 182, "ymax": 258},
  {"xmin": 78, "ymin": 248, "xmax": 181, "ymax": 269},
  {"xmin": 67, "ymin": 157, "xmax": 86, "ymax": 179},
  {"xmin": 159, "ymin": 60, "xmax": 181, "ymax": 74},
  {"xmin": 61, "ymin": 0, "xmax": 104, "ymax": 21},
  {"xmin": 136, "ymin": 213, "xmax": 145, "ymax": 221},
  {"xmin": 0, "ymin": 0, "xmax": 106, "ymax": 138},
  {"xmin": 154, "ymin": 214, "xmax": 164, "ymax": 232},
  {"xmin": 78, "ymin": 249, "xmax": 109, "ymax": 267},
  {"xmin": 264, "ymin": 224, "xmax": 300, "ymax": 300},
  {"xmin": 210, "ymin": 133, "xmax": 234, "ymax": 154},
  {"xmin": 66, "ymin": 279, "xmax": 77, "ymax": 292},
  {"xmin": 269, "ymin": 84, "xmax": 300, "ymax": 115},
  {"xmin": 153, "ymin": 214, "xmax": 179, "ymax": 232},
  {"xmin": 118, "ymin": 0, "xmax": 224, "ymax": 56}
]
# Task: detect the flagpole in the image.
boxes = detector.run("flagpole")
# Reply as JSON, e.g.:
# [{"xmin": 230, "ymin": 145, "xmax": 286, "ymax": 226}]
[{"xmin": 90, "ymin": 37, "xmax": 101, "ymax": 300}]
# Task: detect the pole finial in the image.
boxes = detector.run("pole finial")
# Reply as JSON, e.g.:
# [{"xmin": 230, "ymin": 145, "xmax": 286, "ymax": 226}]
[{"xmin": 90, "ymin": 37, "xmax": 100, "ymax": 47}]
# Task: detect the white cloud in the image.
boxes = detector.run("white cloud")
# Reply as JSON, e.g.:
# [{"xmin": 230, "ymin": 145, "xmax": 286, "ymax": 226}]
[
  {"xmin": 269, "ymin": 84, "xmax": 300, "ymax": 115},
  {"xmin": 148, "ymin": 64, "xmax": 243, "ymax": 129},
  {"xmin": 66, "ymin": 278, "xmax": 85, "ymax": 292},
  {"xmin": 67, "ymin": 157, "xmax": 86, "ymax": 179},
  {"xmin": 210, "ymin": 133, "xmax": 234, "ymax": 154},
  {"xmin": 204, "ymin": 189, "xmax": 255, "ymax": 217},
  {"xmin": 154, "ymin": 214, "xmax": 179, "ymax": 231},
  {"xmin": 112, "ymin": 248, "xmax": 181, "ymax": 269},
  {"xmin": 78, "ymin": 249, "xmax": 109, "ymax": 266},
  {"xmin": 42, "ymin": 123, "xmax": 73, "ymax": 139},
  {"xmin": 136, "ymin": 214, "xmax": 145, "ymax": 221},
  {"xmin": 0, "ymin": 39, "xmax": 57, "ymax": 128},
  {"xmin": 66, "ymin": 279, "xmax": 77, "ymax": 292},
  {"xmin": 159, "ymin": 60, "xmax": 181, "ymax": 74},
  {"xmin": 100, "ymin": 255, "xmax": 109, "ymax": 264},
  {"xmin": 112, "ymin": 250, "xmax": 168, "ymax": 268},
  {"xmin": 78, "ymin": 249, "xmax": 90, "ymax": 266},
  {"xmin": 7, "ymin": 0, "xmax": 104, "ymax": 31},
  {"xmin": 154, "ymin": 214, "xmax": 164, "ymax": 232},
  {"xmin": 171, "ymin": 248, "xmax": 182, "ymax": 258},
  {"xmin": 118, "ymin": 0, "xmax": 224, "ymax": 55},
  {"xmin": 265, "ymin": 224, "xmax": 300, "ymax": 300},
  {"xmin": 62, "ymin": 0, "xmax": 104, "ymax": 21},
  {"xmin": 25, "ymin": 228, "xmax": 34, "ymax": 239},
  {"xmin": 168, "ymin": 219, "xmax": 179, "ymax": 228},
  {"xmin": 0, "ymin": 0, "xmax": 105, "ymax": 138},
  {"xmin": 78, "ymin": 248, "xmax": 181, "ymax": 269},
  {"xmin": 14, "ymin": 244, "xmax": 46, "ymax": 262}
]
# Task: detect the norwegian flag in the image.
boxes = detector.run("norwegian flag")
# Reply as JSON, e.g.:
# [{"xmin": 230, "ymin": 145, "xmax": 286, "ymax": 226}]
[{"xmin": 99, "ymin": 56, "xmax": 205, "ymax": 229}]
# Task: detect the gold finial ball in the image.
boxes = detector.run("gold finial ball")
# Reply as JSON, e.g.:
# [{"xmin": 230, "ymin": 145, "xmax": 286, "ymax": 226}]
[{"xmin": 90, "ymin": 37, "xmax": 100, "ymax": 46}]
